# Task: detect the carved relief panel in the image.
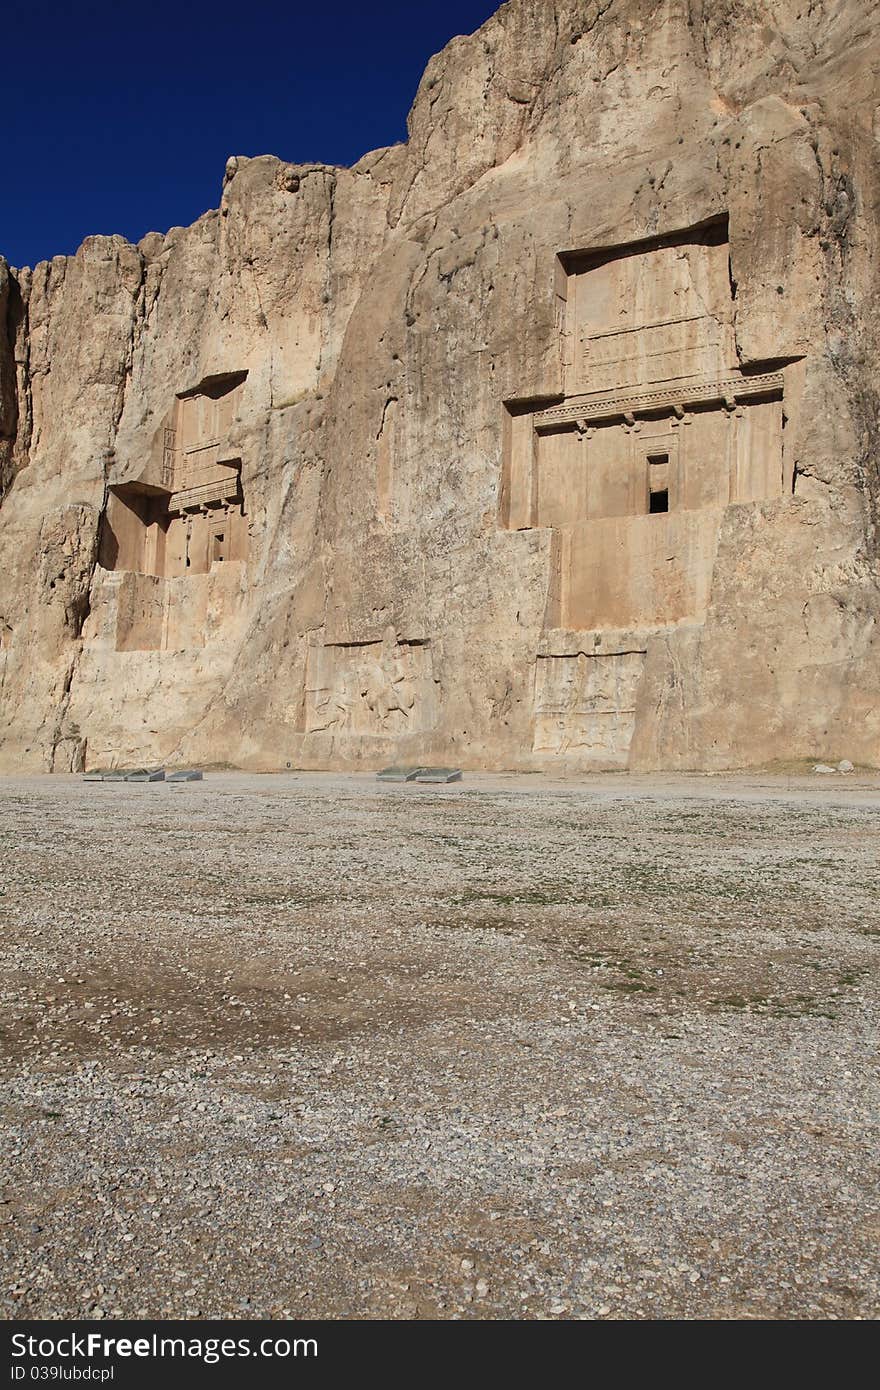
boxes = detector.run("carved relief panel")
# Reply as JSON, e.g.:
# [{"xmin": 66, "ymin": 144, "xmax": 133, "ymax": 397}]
[
  {"xmin": 533, "ymin": 651, "xmax": 645, "ymax": 763},
  {"xmin": 562, "ymin": 222, "xmax": 736, "ymax": 394},
  {"xmin": 303, "ymin": 631, "xmax": 436, "ymax": 737}
]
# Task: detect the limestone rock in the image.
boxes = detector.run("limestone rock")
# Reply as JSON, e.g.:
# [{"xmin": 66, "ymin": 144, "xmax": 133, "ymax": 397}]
[{"xmin": 1, "ymin": 0, "xmax": 879, "ymax": 773}]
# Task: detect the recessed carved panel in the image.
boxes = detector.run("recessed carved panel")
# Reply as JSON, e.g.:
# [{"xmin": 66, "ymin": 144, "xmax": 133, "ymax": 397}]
[
  {"xmin": 304, "ymin": 632, "xmax": 436, "ymax": 736},
  {"xmin": 562, "ymin": 222, "xmax": 734, "ymax": 393},
  {"xmin": 533, "ymin": 651, "xmax": 645, "ymax": 762}
]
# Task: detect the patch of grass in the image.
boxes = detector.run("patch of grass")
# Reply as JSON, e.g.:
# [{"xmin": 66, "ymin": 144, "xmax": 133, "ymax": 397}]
[
  {"xmin": 710, "ymin": 993, "xmax": 770, "ymax": 1010},
  {"xmin": 455, "ymin": 889, "xmax": 569, "ymax": 907},
  {"xmin": 599, "ymin": 979, "xmax": 658, "ymax": 995},
  {"xmin": 710, "ymin": 991, "xmax": 840, "ymax": 1021}
]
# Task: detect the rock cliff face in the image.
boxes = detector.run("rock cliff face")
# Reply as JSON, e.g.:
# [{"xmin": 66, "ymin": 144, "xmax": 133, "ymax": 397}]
[{"xmin": 1, "ymin": 0, "xmax": 879, "ymax": 773}]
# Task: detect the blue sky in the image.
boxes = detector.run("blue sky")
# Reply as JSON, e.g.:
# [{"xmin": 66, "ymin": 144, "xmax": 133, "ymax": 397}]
[{"xmin": 2, "ymin": 0, "xmax": 499, "ymax": 268}]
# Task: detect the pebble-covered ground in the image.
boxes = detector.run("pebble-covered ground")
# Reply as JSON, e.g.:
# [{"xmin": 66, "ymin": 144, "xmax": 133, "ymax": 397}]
[{"xmin": 0, "ymin": 769, "xmax": 878, "ymax": 1320}]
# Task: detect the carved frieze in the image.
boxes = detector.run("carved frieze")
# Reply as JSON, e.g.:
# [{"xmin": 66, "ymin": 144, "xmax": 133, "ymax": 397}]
[{"xmin": 532, "ymin": 370, "xmax": 784, "ymax": 432}]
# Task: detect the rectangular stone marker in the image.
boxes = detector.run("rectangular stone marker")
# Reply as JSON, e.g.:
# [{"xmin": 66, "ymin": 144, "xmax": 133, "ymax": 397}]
[
  {"xmin": 414, "ymin": 767, "xmax": 462, "ymax": 783},
  {"xmin": 167, "ymin": 770, "xmax": 204, "ymax": 782},
  {"xmin": 83, "ymin": 769, "xmax": 153, "ymax": 782},
  {"xmin": 376, "ymin": 765, "xmax": 423, "ymax": 782}
]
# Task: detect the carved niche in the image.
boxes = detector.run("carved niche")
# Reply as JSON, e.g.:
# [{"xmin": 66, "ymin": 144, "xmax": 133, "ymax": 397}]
[
  {"xmin": 97, "ymin": 373, "xmax": 249, "ymax": 652},
  {"xmin": 501, "ymin": 221, "xmax": 788, "ymax": 633},
  {"xmin": 100, "ymin": 373, "xmax": 249, "ymax": 583}
]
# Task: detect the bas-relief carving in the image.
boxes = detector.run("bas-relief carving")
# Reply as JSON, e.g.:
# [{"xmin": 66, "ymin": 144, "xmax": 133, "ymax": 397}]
[
  {"xmin": 304, "ymin": 631, "xmax": 436, "ymax": 736},
  {"xmin": 562, "ymin": 223, "xmax": 735, "ymax": 393},
  {"xmin": 503, "ymin": 222, "xmax": 791, "ymax": 762},
  {"xmin": 97, "ymin": 375, "xmax": 249, "ymax": 652},
  {"xmin": 533, "ymin": 651, "xmax": 645, "ymax": 763}
]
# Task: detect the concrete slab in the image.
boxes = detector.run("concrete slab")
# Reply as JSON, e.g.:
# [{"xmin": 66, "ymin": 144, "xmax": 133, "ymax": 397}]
[
  {"xmin": 414, "ymin": 767, "xmax": 462, "ymax": 783},
  {"xmin": 376, "ymin": 766, "xmax": 422, "ymax": 782}
]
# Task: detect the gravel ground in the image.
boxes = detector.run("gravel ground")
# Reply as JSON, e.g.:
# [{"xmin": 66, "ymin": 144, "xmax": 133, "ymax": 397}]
[{"xmin": 0, "ymin": 769, "xmax": 878, "ymax": 1320}]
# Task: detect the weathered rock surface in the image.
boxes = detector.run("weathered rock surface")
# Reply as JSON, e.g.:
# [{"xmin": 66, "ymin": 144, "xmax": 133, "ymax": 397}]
[{"xmin": 1, "ymin": 0, "xmax": 878, "ymax": 773}]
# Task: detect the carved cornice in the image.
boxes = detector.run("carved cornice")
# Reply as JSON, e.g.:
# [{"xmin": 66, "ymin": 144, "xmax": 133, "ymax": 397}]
[
  {"xmin": 168, "ymin": 478, "xmax": 240, "ymax": 514},
  {"xmin": 531, "ymin": 370, "xmax": 784, "ymax": 431}
]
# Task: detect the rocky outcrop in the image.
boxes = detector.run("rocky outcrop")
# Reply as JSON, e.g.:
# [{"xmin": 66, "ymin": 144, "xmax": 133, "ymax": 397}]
[{"xmin": 1, "ymin": 0, "xmax": 878, "ymax": 773}]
